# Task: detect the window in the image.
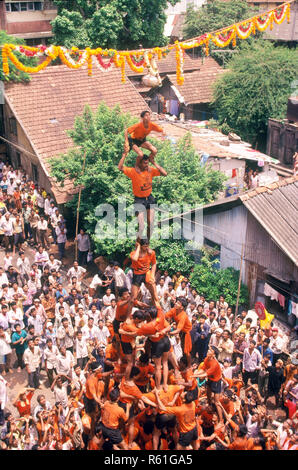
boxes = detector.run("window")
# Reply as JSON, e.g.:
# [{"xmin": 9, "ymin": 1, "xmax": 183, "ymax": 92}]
[
  {"xmin": 5, "ymin": 1, "xmax": 44, "ymax": 11},
  {"xmin": 9, "ymin": 117, "xmax": 17, "ymax": 136},
  {"xmin": 31, "ymin": 163, "xmax": 38, "ymax": 182},
  {"xmin": 11, "ymin": 2, "xmax": 20, "ymax": 11}
]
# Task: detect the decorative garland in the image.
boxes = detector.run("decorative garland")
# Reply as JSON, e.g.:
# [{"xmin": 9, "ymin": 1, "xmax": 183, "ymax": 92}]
[{"xmin": 1, "ymin": 1, "xmax": 292, "ymax": 86}]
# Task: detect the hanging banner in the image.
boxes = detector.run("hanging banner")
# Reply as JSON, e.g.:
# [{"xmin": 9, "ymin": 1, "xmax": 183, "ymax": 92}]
[{"xmin": 1, "ymin": 1, "xmax": 292, "ymax": 85}]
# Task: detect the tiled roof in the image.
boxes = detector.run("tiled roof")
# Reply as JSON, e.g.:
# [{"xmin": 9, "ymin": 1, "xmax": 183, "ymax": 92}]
[
  {"xmin": 4, "ymin": 65, "xmax": 148, "ymax": 204},
  {"xmin": 240, "ymin": 175, "xmax": 298, "ymax": 266},
  {"xmin": 167, "ymin": 57, "xmax": 225, "ymax": 104},
  {"xmin": 126, "ymin": 48, "xmax": 201, "ymax": 77}
]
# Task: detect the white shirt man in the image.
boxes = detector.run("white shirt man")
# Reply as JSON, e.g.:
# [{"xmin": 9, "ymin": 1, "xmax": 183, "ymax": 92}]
[
  {"xmin": 74, "ymin": 311, "xmax": 89, "ymax": 331},
  {"xmin": 0, "ymin": 329, "xmax": 12, "ymax": 357},
  {"xmin": 27, "ymin": 313, "xmax": 44, "ymax": 336},
  {"xmin": 53, "ymin": 381, "xmax": 68, "ymax": 408},
  {"xmin": 104, "ymin": 303, "xmax": 117, "ymax": 323},
  {"xmin": 186, "ymin": 304, "xmax": 198, "ymax": 321},
  {"xmin": 56, "ymin": 225, "xmax": 67, "ymax": 244},
  {"xmin": 87, "ymin": 307, "xmax": 102, "ymax": 326},
  {"xmin": 97, "ymin": 322, "xmax": 110, "ymax": 347},
  {"xmin": 113, "ymin": 266, "xmax": 127, "ymax": 289},
  {"xmin": 16, "ymin": 255, "xmax": 31, "ymax": 277},
  {"xmin": 56, "ymin": 350, "xmax": 74, "ymax": 376},
  {"xmin": 54, "ymin": 309, "xmax": 72, "ymax": 331},
  {"xmin": 0, "ymin": 270, "xmax": 9, "ymax": 288},
  {"xmin": 44, "ymin": 197, "xmax": 53, "ymax": 217},
  {"xmin": 45, "ymin": 257, "xmax": 62, "ymax": 272},
  {"xmin": 176, "ymin": 284, "xmax": 188, "ymax": 298},
  {"xmin": 89, "ymin": 274, "xmax": 103, "ymax": 291},
  {"xmin": 218, "ymin": 332, "xmax": 234, "ymax": 363},
  {"xmin": 8, "ymin": 307, "xmax": 24, "ymax": 331},
  {"xmin": 34, "ymin": 249, "xmax": 49, "ymax": 269},
  {"xmin": 67, "ymin": 264, "xmax": 86, "ymax": 282},
  {"xmin": 0, "ymin": 374, "xmax": 8, "ymax": 412},
  {"xmin": 160, "ymin": 293, "xmax": 172, "ymax": 312},
  {"xmin": 44, "ymin": 344, "xmax": 59, "ymax": 371},
  {"xmin": 76, "ymin": 232, "xmax": 90, "ymax": 253},
  {"xmin": 23, "ymin": 345, "xmax": 41, "ymax": 373},
  {"xmin": 37, "ymin": 218, "xmax": 48, "ymax": 232},
  {"xmin": 0, "ymin": 215, "xmax": 14, "ymax": 236},
  {"xmin": 156, "ymin": 281, "xmax": 167, "ymax": 300},
  {"xmin": 270, "ymin": 331, "xmax": 284, "ymax": 355},
  {"xmin": 75, "ymin": 336, "xmax": 88, "ymax": 361},
  {"xmin": 82, "ymin": 322, "xmax": 101, "ymax": 341},
  {"xmin": 57, "ymin": 322, "xmax": 74, "ymax": 350},
  {"xmin": 36, "ymin": 192, "xmax": 45, "ymax": 210},
  {"xmin": 206, "ymin": 316, "xmax": 219, "ymax": 334}
]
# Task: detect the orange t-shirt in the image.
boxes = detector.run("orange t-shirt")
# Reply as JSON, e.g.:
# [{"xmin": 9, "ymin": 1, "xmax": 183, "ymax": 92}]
[
  {"xmin": 123, "ymin": 166, "xmax": 160, "ymax": 198},
  {"xmin": 101, "ymin": 401, "xmax": 128, "ymax": 429},
  {"xmin": 105, "ymin": 343, "xmax": 118, "ymax": 361},
  {"xmin": 130, "ymin": 249, "xmax": 157, "ymax": 275},
  {"xmin": 163, "ymin": 402, "xmax": 196, "ymax": 434},
  {"xmin": 115, "ymin": 300, "xmax": 130, "ymax": 322},
  {"xmin": 219, "ymin": 398, "xmax": 235, "ymax": 417},
  {"xmin": 166, "ymin": 308, "xmax": 192, "ymax": 333},
  {"xmin": 85, "ymin": 372, "xmax": 102, "ymax": 400},
  {"xmin": 119, "ymin": 378, "xmax": 143, "ymax": 404},
  {"xmin": 127, "ymin": 121, "xmax": 163, "ymax": 140},
  {"xmin": 137, "ymin": 308, "xmax": 168, "ymax": 342},
  {"xmin": 135, "ymin": 364, "xmax": 155, "ymax": 386},
  {"xmin": 121, "ymin": 321, "xmax": 139, "ymax": 343},
  {"xmin": 143, "ymin": 385, "xmax": 182, "ymax": 415},
  {"xmin": 229, "ymin": 437, "xmax": 254, "ymax": 450},
  {"xmin": 182, "ymin": 369, "xmax": 197, "ymax": 391},
  {"xmin": 201, "ymin": 357, "xmax": 222, "ymax": 382}
]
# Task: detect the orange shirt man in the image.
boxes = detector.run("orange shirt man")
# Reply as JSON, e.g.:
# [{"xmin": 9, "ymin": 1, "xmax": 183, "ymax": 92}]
[
  {"xmin": 127, "ymin": 121, "xmax": 164, "ymax": 141},
  {"xmin": 130, "ymin": 248, "xmax": 156, "ymax": 275},
  {"xmin": 166, "ymin": 299, "xmax": 192, "ymax": 355}
]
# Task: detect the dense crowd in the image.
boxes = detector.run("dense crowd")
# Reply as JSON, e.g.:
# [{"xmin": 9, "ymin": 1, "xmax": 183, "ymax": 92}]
[{"xmin": 0, "ymin": 161, "xmax": 297, "ymax": 451}]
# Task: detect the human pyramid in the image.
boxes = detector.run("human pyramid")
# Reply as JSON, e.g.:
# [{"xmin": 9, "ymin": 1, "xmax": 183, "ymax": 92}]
[{"xmin": 0, "ymin": 111, "xmax": 297, "ymax": 451}]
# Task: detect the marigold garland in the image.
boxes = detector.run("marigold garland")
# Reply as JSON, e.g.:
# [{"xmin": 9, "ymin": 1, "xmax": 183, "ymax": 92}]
[
  {"xmin": 1, "ymin": 1, "xmax": 293, "ymax": 85},
  {"xmin": 125, "ymin": 54, "xmax": 144, "ymax": 73}
]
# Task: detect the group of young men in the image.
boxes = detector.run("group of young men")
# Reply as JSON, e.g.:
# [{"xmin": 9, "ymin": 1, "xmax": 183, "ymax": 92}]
[{"xmin": 0, "ymin": 113, "xmax": 297, "ymax": 451}]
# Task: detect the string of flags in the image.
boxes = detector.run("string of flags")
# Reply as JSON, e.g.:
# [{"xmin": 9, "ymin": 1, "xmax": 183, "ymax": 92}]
[{"xmin": 1, "ymin": 1, "xmax": 292, "ymax": 85}]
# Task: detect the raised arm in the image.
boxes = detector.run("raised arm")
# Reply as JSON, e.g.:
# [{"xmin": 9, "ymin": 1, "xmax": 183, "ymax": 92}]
[
  {"xmin": 151, "ymin": 159, "xmax": 167, "ymax": 177},
  {"xmin": 118, "ymin": 153, "xmax": 128, "ymax": 172}
]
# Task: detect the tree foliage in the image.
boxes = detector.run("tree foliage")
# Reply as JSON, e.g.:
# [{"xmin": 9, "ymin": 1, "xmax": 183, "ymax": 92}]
[
  {"xmin": 212, "ymin": 41, "xmax": 298, "ymax": 147},
  {"xmin": 183, "ymin": 0, "xmax": 258, "ymax": 40},
  {"xmin": 50, "ymin": 103, "xmax": 225, "ymax": 267},
  {"xmin": 0, "ymin": 30, "xmax": 36, "ymax": 82},
  {"xmin": 51, "ymin": 0, "xmax": 178, "ymax": 49},
  {"xmin": 190, "ymin": 248, "xmax": 249, "ymax": 307}
]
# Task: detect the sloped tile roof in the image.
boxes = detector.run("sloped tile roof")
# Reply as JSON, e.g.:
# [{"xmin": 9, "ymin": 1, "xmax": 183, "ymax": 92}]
[
  {"xmin": 167, "ymin": 57, "xmax": 226, "ymax": 104},
  {"xmin": 126, "ymin": 48, "xmax": 201, "ymax": 77},
  {"xmin": 4, "ymin": 65, "xmax": 148, "ymax": 203},
  {"xmin": 240, "ymin": 175, "xmax": 298, "ymax": 266}
]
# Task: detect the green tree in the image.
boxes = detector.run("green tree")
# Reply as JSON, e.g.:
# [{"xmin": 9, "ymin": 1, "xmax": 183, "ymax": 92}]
[
  {"xmin": 212, "ymin": 41, "xmax": 298, "ymax": 148},
  {"xmin": 183, "ymin": 0, "xmax": 258, "ymax": 40},
  {"xmin": 51, "ymin": 0, "xmax": 179, "ymax": 49},
  {"xmin": 50, "ymin": 103, "xmax": 225, "ymax": 265},
  {"xmin": 190, "ymin": 248, "xmax": 249, "ymax": 308},
  {"xmin": 0, "ymin": 30, "xmax": 37, "ymax": 82}
]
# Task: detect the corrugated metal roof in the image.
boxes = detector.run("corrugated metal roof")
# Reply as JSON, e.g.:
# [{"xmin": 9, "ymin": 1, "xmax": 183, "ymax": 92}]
[{"xmin": 240, "ymin": 176, "xmax": 298, "ymax": 266}]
